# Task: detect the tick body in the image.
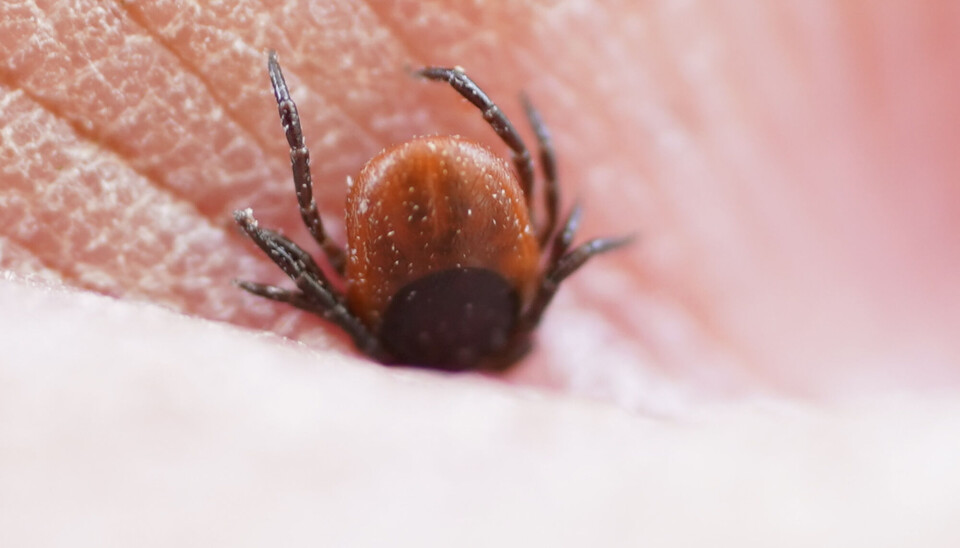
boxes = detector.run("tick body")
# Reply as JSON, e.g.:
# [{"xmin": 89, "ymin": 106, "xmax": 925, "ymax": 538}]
[{"xmin": 235, "ymin": 51, "xmax": 631, "ymax": 371}]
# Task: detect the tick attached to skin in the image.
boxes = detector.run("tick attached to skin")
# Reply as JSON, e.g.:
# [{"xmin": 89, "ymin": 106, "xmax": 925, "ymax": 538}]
[{"xmin": 235, "ymin": 51, "xmax": 632, "ymax": 372}]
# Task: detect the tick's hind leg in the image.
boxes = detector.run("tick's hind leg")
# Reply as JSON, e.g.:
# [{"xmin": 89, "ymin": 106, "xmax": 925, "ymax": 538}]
[
  {"xmin": 415, "ymin": 67, "xmax": 536, "ymax": 206},
  {"xmin": 520, "ymin": 94, "xmax": 559, "ymax": 247},
  {"xmin": 268, "ymin": 51, "xmax": 346, "ymax": 274},
  {"xmin": 234, "ymin": 280, "xmax": 324, "ymax": 314},
  {"xmin": 493, "ymin": 205, "xmax": 632, "ymax": 366},
  {"xmin": 519, "ymin": 206, "xmax": 634, "ymax": 331},
  {"xmin": 233, "ymin": 209, "xmax": 388, "ymax": 361}
]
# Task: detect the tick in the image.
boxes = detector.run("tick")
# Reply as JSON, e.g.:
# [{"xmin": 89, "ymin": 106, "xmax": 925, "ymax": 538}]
[{"xmin": 234, "ymin": 51, "xmax": 631, "ymax": 371}]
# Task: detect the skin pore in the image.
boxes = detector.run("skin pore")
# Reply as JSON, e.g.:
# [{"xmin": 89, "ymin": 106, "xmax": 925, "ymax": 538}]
[{"xmin": 2, "ymin": 1, "xmax": 960, "ymax": 544}]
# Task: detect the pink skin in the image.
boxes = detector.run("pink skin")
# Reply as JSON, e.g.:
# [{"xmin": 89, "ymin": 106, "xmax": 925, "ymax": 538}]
[{"xmin": 2, "ymin": 1, "xmax": 960, "ymax": 543}]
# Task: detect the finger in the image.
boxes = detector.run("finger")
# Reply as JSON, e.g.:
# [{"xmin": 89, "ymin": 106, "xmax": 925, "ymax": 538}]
[{"xmin": 3, "ymin": 279, "xmax": 960, "ymax": 545}]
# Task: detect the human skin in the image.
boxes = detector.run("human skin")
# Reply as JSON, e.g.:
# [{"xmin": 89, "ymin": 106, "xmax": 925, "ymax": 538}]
[{"xmin": 2, "ymin": 1, "xmax": 960, "ymax": 545}]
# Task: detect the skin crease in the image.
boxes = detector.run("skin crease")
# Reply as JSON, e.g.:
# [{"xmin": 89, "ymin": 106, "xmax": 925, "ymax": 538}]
[{"xmin": 2, "ymin": 0, "xmax": 960, "ymax": 545}]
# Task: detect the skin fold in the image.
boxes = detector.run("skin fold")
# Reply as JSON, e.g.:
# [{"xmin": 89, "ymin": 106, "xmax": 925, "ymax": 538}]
[{"xmin": 1, "ymin": 1, "xmax": 959, "ymax": 545}]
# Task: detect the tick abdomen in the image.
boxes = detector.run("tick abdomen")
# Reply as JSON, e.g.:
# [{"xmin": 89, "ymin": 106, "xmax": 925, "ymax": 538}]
[{"xmin": 346, "ymin": 136, "xmax": 539, "ymax": 328}]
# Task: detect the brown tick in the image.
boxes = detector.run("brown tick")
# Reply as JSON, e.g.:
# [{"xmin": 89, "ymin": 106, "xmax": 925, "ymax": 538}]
[{"xmin": 234, "ymin": 51, "xmax": 631, "ymax": 371}]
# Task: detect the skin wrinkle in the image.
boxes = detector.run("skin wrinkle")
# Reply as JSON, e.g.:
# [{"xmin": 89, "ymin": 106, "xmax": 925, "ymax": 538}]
[
  {"xmin": 698, "ymin": 3, "xmax": 849, "ymax": 379},
  {"xmin": 120, "ymin": 0, "xmax": 385, "ymax": 170},
  {"xmin": 618, "ymin": 13, "xmax": 764, "ymax": 383},
  {"xmin": 0, "ymin": 1, "xmax": 334, "ymax": 335},
  {"xmin": 353, "ymin": 0, "xmax": 426, "ymax": 69},
  {"xmin": 395, "ymin": 7, "xmax": 549, "ymax": 153},
  {"xmin": 0, "ymin": 85, "xmax": 102, "ymax": 284},
  {"xmin": 255, "ymin": 0, "xmax": 424, "ymax": 146},
  {"xmin": 362, "ymin": 0, "xmax": 478, "ymax": 67},
  {"xmin": 0, "ymin": 68, "xmax": 200, "ymax": 227},
  {"xmin": 1, "ymin": 1, "xmax": 290, "ymax": 229},
  {"xmin": 0, "ymin": 81, "xmax": 311, "ymax": 332},
  {"xmin": 709, "ymin": 8, "xmax": 829, "ymax": 349},
  {"xmin": 0, "ymin": 235, "xmax": 64, "ymax": 283},
  {"xmin": 111, "ymin": 0, "xmax": 441, "ymax": 249},
  {"xmin": 112, "ymin": 0, "xmax": 368, "ymax": 242},
  {"xmin": 619, "ymin": 4, "xmax": 829, "ymax": 385},
  {"xmin": 114, "ymin": 0, "xmax": 284, "ymax": 161},
  {"xmin": 367, "ymin": 1, "xmax": 636, "ymax": 156},
  {"xmin": 365, "ymin": 1, "xmax": 537, "ymax": 145},
  {"xmin": 250, "ymin": 2, "xmax": 387, "ymax": 162}
]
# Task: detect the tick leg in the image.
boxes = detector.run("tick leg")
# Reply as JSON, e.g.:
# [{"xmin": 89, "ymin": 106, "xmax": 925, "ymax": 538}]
[
  {"xmin": 546, "ymin": 202, "xmax": 583, "ymax": 269},
  {"xmin": 234, "ymin": 280, "xmax": 321, "ymax": 313},
  {"xmin": 416, "ymin": 67, "xmax": 536, "ymax": 206},
  {"xmin": 268, "ymin": 50, "xmax": 346, "ymax": 274},
  {"xmin": 491, "ymin": 210, "xmax": 628, "ymax": 370},
  {"xmin": 521, "ymin": 231, "xmax": 635, "ymax": 331},
  {"xmin": 234, "ymin": 208, "xmax": 331, "ymax": 288},
  {"xmin": 521, "ymin": 94, "xmax": 559, "ymax": 247},
  {"xmin": 234, "ymin": 209, "xmax": 389, "ymax": 361},
  {"xmin": 294, "ymin": 274, "xmax": 392, "ymax": 362}
]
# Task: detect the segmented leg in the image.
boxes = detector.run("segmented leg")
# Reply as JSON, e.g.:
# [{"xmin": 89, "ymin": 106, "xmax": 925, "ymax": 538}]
[
  {"xmin": 234, "ymin": 280, "xmax": 323, "ymax": 314},
  {"xmin": 234, "ymin": 208, "xmax": 329, "ymax": 286},
  {"xmin": 546, "ymin": 202, "xmax": 582, "ymax": 268},
  {"xmin": 416, "ymin": 67, "xmax": 536, "ymax": 206},
  {"xmin": 268, "ymin": 50, "xmax": 346, "ymax": 274},
  {"xmin": 521, "ymin": 94, "xmax": 560, "ymax": 247},
  {"xmin": 233, "ymin": 209, "xmax": 388, "ymax": 361},
  {"xmin": 485, "ymin": 207, "xmax": 632, "ymax": 370},
  {"xmin": 520, "ymin": 205, "xmax": 635, "ymax": 331},
  {"xmin": 522, "ymin": 236, "xmax": 634, "ymax": 331}
]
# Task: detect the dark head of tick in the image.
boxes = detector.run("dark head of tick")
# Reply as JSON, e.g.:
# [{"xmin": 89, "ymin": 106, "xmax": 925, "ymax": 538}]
[{"xmin": 233, "ymin": 50, "xmax": 632, "ymax": 371}]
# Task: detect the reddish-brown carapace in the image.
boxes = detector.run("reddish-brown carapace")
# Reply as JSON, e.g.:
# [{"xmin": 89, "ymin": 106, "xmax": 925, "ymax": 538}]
[{"xmin": 234, "ymin": 51, "xmax": 631, "ymax": 371}]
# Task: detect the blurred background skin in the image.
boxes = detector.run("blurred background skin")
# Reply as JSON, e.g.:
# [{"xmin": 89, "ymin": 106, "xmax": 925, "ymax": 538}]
[{"xmin": 2, "ymin": 1, "xmax": 960, "ymax": 545}]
